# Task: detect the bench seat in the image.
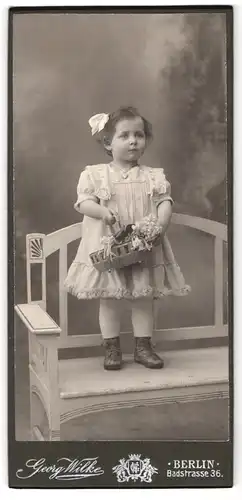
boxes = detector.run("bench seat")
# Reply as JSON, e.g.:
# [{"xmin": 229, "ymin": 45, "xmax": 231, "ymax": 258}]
[{"xmin": 59, "ymin": 346, "xmax": 229, "ymax": 400}]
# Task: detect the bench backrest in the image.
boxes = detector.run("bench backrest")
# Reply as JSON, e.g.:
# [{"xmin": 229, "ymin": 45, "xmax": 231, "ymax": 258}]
[{"xmin": 26, "ymin": 214, "xmax": 228, "ymax": 349}]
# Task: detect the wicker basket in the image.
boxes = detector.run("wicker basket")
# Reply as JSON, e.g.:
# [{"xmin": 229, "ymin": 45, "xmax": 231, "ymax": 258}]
[{"xmin": 90, "ymin": 224, "xmax": 162, "ymax": 272}]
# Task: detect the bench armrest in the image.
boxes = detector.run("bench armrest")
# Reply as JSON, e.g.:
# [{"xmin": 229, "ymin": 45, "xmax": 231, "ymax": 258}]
[{"xmin": 15, "ymin": 304, "xmax": 61, "ymax": 335}]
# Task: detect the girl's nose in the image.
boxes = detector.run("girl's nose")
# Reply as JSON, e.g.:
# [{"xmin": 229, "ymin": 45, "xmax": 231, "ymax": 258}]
[{"xmin": 129, "ymin": 135, "xmax": 137, "ymax": 144}]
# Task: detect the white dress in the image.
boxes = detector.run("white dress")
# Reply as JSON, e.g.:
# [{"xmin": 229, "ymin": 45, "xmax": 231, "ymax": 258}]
[{"xmin": 64, "ymin": 163, "xmax": 190, "ymax": 300}]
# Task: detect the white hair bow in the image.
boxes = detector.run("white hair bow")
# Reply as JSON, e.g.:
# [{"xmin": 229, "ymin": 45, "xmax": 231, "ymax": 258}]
[{"xmin": 88, "ymin": 113, "xmax": 109, "ymax": 135}]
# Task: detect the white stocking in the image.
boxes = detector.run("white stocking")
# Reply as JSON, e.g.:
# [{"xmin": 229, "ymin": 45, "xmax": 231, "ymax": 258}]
[
  {"xmin": 131, "ymin": 298, "xmax": 154, "ymax": 338},
  {"xmin": 99, "ymin": 299, "xmax": 121, "ymax": 339}
]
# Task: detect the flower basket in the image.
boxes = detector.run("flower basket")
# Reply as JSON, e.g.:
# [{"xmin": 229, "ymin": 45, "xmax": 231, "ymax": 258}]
[{"xmin": 90, "ymin": 215, "xmax": 163, "ymax": 272}]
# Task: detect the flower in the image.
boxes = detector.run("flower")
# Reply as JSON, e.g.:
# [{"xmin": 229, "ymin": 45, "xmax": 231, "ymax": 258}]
[
  {"xmin": 88, "ymin": 113, "xmax": 109, "ymax": 135},
  {"xmin": 131, "ymin": 235, "xmax": 145, "ymax": 251},
  {"xmin": 132, "ymin": 215, "xmax": 161, "ymax": 241},
  {"xmin": 100, "ymin": 235, "xmax": 116, "ymax": 259}
]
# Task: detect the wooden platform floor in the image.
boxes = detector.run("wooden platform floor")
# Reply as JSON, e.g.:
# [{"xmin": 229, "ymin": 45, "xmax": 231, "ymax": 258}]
[{"xmin": 60, "ymin": 346, "xmax": 229, "ymax": 399}]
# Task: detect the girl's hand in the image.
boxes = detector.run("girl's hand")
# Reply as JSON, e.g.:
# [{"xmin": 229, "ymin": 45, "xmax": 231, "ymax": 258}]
[
  {"xmin": 101, "ymin": 208, "xmax": 117, "ymax": 226},
  {"xmin": 158, "ymin": 222, "xmax": 164, "ymax": 234}
]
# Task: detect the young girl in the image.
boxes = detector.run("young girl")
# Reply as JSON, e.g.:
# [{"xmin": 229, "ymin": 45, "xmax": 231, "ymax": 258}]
[{"xmin": 64, "ymin": 106, "xmax": 190, "ymax": 370}]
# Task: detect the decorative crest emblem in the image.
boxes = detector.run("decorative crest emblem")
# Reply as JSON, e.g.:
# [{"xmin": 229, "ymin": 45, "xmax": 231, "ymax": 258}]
[
  {"xmin": 29, "ymin": 237, "xmax": 43, "ymax": 260},
  {"xmin": 112, "ymin": 454, "xmax": 158, "ymax": 483}
]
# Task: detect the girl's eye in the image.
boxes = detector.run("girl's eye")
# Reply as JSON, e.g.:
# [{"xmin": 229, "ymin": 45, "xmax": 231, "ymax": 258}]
[
  {"xmin": 136, "ymin": 132, "xmax": 145, "ymax": 138},
  {"xmin": 120, "ymin": 133, "xmax": 129, "ymax": 139}
]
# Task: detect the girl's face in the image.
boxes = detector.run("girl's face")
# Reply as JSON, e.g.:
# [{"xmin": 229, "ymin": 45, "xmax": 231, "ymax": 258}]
[{"xmin": 108, "ymin": 117, "xmax": 146, "ymax": 164}]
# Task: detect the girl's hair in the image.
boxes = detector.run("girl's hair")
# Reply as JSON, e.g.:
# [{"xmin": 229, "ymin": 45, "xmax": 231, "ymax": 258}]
[{"xmin": 101, "ymin": 106, "xmax": 153, "ymax": 156}]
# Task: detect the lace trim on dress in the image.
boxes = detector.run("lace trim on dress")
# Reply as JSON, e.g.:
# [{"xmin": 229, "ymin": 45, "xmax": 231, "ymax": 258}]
[
  {"xmin": 64, "ymin": 285, "xmax": 132, "ymax": 300},
  {"xmin": 65, "ymin": 284, "xmax": 191, "ymax": 300},
  {"xmin": 86, "ymin": 164, "xmax": 112, "ymax": 200},
  {"xmin": 84, "ymin": 164, "xmax": 169, "ymax": 201},
  {"xmin": 148, "ymin": 167, "xmax": 168, "ymax": 197},
  {"xmin": 82, "ymin": 186, "xmax": 95, "ymax": 195},
  {"xmin": 65, "ymin": 281, "xmax": 191, "ymax": 300}
]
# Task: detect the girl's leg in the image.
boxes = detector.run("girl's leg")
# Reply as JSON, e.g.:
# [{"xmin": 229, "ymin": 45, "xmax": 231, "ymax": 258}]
[
  {"xmin": 131, "ymin": 298, "xmax": 154, "ymax": 337},
  {"xmin": 99, "ymin": 298, "xmax": 121, "ymax": 339},
  {"xmin": 99, "ymin": 299, "xmax": 122, "ymax": 370},
  {"xmin": 131, "ymin": 298, "xmax": 164, "ymax": 369}
]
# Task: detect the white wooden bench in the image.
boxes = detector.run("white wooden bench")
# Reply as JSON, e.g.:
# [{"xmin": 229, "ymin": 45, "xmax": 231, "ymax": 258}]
[{"xmin": 14, "ymin": 213, "xmax": 229, "ymax": 441}]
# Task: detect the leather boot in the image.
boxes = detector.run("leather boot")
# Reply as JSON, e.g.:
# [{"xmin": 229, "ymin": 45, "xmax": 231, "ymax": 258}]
[
  {"xmin": 103, "ymin": 337, "xmax": 122, "ymax": 370},
  {"xmin": 134, "ymin": 337, "xmax": 164, "ymax": 369}
]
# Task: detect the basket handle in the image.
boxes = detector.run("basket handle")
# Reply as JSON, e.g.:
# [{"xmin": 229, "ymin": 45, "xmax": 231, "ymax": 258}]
[
  {"xmin": 100, "ymin": 199, "xmax": 123, "ymax": 237},
  {"xmin": 108, "ymin": 219, "xmax": 122, "ymax": 237}
]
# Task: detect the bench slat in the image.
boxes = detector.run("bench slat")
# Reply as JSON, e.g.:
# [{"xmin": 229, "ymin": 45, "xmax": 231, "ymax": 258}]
[
  {"xmin": 58, "ymin": 325, "xmax": 228, "ymax": 349},
  {"xmin": 15, "ymin": 304, "xmax": 61, "ymax": 334},
  {"xmin": 44, "ymin": 223, "xmax": 82, "ymax": 257},
  {"xmin": 172, "ymin": 213, "xmax": 227, "ymax": 240}
]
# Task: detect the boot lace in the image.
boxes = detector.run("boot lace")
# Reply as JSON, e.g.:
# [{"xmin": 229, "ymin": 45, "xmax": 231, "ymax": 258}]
[
  {"xmin": 137, "ymin": 339, "xmax": 160, "ymax": 360},
  {"xmin": 106, "ymin": 343, "xmax": 120, "ymax": 359}
]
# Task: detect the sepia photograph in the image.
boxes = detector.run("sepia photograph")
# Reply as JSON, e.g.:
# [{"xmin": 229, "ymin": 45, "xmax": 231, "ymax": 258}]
[{"xmin": 12, "ymin": 8, "xmax": 230, "ymax": 451}]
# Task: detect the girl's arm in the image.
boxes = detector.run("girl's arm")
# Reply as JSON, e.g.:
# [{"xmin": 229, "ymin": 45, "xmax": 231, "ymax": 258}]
[
  {"xmin": 78, "ymin": 200, "xmax": 116, "ymax": 225},
  {"xmin": 157, "ymin": 200, "xmax": 172, "ymax": 233}
]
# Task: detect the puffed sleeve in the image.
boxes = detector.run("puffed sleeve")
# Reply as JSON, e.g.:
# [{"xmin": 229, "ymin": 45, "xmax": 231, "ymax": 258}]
[
  {"xmin": 151, "ymin": 168, "xmax": 173, "ymax": 208},
  {"xmin": 74, "ymin": 168, "xmax": 99, "ymax": 213}
]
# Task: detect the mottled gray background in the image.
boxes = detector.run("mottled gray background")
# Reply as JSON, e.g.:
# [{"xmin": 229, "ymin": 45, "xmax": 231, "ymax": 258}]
[{"xmin": 13, "ymin": 12, "xmax": 228, "ymax": 440}]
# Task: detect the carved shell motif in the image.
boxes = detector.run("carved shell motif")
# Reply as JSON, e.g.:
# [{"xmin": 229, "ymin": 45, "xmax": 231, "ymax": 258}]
[{"xmin": 29, "ymin": 237, "xmax": 43, "ymax": 260}]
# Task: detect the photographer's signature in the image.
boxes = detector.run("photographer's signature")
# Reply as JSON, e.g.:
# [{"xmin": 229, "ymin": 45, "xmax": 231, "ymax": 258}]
[{"xmin": 16, "ymin": 457, "xmax": 104, "ymax": 480}]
